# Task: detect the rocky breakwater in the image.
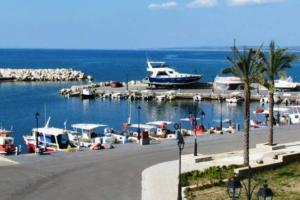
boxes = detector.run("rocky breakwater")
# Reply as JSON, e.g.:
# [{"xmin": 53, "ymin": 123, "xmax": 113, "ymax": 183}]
[{"xmin": 0, "ymin": 68, "xmax": 92, "ymax": 82}]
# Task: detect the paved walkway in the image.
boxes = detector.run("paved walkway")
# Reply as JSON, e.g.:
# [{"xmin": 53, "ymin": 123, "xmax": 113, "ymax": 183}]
[
  {"xmin": 0, "ymin": 125, "xmax": 300, "ymax": 200},
  {"xmin": 142, "ymin": 141, "xmax": 300, "ymax": 200}
]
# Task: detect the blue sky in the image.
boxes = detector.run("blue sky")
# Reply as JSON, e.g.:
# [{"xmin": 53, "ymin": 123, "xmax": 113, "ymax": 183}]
[{"xmin": 0, "ymin": 0, "xmax": 299, "ymax": 49}]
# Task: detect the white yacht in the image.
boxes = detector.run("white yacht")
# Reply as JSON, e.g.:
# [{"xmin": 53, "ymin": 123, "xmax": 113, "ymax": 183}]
[
  {"xmin": 275, "ymin": 76, "xmax": 300, "ymax": 91},
  {"xmin": 213, "ymin": 76, "xmax": 243, "ymax": 91},
  {"xmin": 143, "ymin": 61, "xmax": 201, "ymax": 87}
]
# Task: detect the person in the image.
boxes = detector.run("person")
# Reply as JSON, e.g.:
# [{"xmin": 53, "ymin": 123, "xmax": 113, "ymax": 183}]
[{"xmin": 265, "ymin": 114, "xmax": 269, "ymax": 125}]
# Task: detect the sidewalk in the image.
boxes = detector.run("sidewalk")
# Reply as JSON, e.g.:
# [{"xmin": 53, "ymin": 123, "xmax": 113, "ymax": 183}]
[
  {"xmin": 0, "ymin": 156, "xmax": 18, "ymax": 167},
  {"xmin": 141, "ymin": 141, "xmax": 300, "ymax": 200}
]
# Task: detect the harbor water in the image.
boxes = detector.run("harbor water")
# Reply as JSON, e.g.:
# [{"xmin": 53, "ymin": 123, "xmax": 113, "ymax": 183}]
[{"xmin": 1, "ymin": 49, "xmax": 300, "ymax": 147}]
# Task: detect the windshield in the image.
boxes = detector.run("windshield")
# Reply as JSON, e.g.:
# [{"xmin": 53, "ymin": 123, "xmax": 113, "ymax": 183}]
[{"xmin": 57, "ymin": 134, "xmax": 70, "ymax": 149}]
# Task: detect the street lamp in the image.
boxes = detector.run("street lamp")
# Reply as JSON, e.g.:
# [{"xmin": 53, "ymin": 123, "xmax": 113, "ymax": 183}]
[
  {"xmin": 137, "ymin": 105, "xmax": 141, "ymax": 141},
  {"xmin": 35, "ymin": 112, "xmax": 39, "ymax": 154},
  {"xmin": 189, "ymin": 101, "xmax": 200, "ymax": 156},
  {"xmin": 189, "ymin": 110, "xmax": 197, "ymax": 156},
  {"xmin": 276, "ymin": 101, "xmax": 280, "ymax": 126},
  {"xmin": 227, "ymin": 176, "xmax": 242, "ymax": 200},
  {"xmin": 175, "ymin": 123, "xmax": 185, "ymax": 200},
  {"xmin": 257, "ymin": 181, "xmax": 274, "ymax": 200}
]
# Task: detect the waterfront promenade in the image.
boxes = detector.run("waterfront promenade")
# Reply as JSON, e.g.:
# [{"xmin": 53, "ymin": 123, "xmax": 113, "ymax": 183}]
[{"xmin": 1, "ymin": 125, "xmax": 300, "ymax": 200}]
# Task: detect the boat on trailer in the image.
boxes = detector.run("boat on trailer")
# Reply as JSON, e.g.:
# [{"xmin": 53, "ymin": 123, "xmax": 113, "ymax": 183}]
[{"xmin": 143, "ymin": 61, "xmax": 201, "ymax": 87}]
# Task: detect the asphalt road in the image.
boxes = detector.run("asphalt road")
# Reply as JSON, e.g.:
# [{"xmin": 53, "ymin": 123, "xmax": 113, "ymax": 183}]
[{"xmin": 1, "ymin": 125, "xmax": 300, "ymax": 200}]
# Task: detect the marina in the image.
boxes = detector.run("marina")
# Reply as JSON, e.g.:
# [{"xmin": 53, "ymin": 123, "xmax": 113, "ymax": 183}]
[
  {"xmin": 1, "ymin": 0, "xmax": 300, "ymax": 199},
  {"xmin": 0, "ymin": 49, "xmax": 300, "ymax": 154}
]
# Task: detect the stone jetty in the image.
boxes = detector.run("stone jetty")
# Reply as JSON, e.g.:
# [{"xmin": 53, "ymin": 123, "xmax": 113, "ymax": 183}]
[{"xmin": 0, "ymin": 68, "xmax": 92, "ymax": 82}]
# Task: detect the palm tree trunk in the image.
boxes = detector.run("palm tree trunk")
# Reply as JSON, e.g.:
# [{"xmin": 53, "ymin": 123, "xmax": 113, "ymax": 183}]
[
  {"xmin": 243, "ymin": 83, "xmax": 250, "ymax": 166},
  {"xmin": 268, "ymin": 90, "xmax": 274, "ymax": 145}
]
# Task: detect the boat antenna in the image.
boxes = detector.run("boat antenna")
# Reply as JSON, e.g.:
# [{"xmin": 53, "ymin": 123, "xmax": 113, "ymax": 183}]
[
  {"xmin": 127, "ymin": 102, "xmax": 132, "ymax": 125},
  {"xmin": 64, "ymin": 120, "xmax": 67, "ymax": 130},
  {"xmin": 45, "ymin": 117, "xmax": 51, "ymax": 128},
  {"xmin": 233, "ymin": 38, "xmax": 236, "ymax": 48},
  {"xmin": 44, "ymin": 104, "xmax": 47, "ymax": 126},
  {"xmin": 145, "ymin": 51, "xmax": 149, "ymax": 62}
]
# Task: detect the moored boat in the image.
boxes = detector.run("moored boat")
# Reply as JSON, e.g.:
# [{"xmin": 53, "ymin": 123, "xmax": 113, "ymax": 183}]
[
  {"xmin": 226, "ymin": 96, "xmax": 243, "ymax": 104},
  {"xmin": 213, "ymin": 76, "xmax": 243, "ymax": 91},
  {"xmin": 80, "ymin": 88, "xmax": 95, "ymax": 99},
  {"xmin": 0, "ymin": 129, "xmax": 15, "ymax": 155},
  {"xmin": 143, "ymin": 61, "xmax": 201, "ymax": 87},
  {"xmin": 275, "ymin": 76, "xmax": 300, "ymax": 91},
  {"xmin": 23, "ymin": 127, "xmax": 73, "ymax": 153},
  {"xmin": 70, "ymin": 123, "xmax": 113, "ymax": 149}
]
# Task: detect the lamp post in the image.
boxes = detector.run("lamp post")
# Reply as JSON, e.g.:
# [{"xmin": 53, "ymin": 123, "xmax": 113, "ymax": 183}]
[
  {"xmin": 219, "ymin": 96, "xmax": 223, "ymax": 134},
  {"xmin": 276, "ymin": 102, "xmax": 280, "ymax": 126},
  {"xmin": 175, "ymin": 123, "xmax": 185, "ymax": 200},
  {"xmin": 137, "ymin": 105, "xmax": 141, "ymax": 141},
  {"xmin": 190, "ymin": 101, "xmax": 199, "ymax": 156},
  {"xmin": 35, "ymin": 112, "xmax": 39, "ymax": 153},
  {"xmin": 126, "ymin": 73, "xmax": 129, "ymax": 91}
]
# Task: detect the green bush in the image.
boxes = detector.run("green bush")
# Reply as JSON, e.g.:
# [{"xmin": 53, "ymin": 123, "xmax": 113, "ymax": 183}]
[{"xmin": 181, "ymin": 165, "xmax": 240, "ymax": 187}]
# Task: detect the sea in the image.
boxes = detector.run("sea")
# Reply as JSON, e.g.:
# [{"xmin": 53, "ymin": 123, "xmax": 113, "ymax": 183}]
[{"xmin": 1, "ymin": 48, "xmax": 300, "ymax": 148}]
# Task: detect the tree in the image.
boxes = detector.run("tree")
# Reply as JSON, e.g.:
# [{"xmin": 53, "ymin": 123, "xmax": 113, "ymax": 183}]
[
  {"xmin": 223, "ymin": 46, "xmax": 262, "ymax": 165},
  {"xmin": 258, "ymin": 41, "xmax": 298, "ymax": 145}
]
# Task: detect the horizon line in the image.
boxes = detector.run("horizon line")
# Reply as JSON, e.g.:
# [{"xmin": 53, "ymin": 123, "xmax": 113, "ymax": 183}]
[{"xmin": 1, "ymin": 45, "xmax": 300, "ymax": 51}]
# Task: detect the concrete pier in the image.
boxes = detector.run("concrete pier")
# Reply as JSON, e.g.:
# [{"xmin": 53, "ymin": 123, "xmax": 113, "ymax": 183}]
[{"xmin": 59, "ymin": 81, "xmax": 300, "ymax": 104}]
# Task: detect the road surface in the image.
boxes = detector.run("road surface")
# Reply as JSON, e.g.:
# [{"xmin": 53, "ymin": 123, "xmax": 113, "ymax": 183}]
[{"xmin": 1, "ymin": 125, "xmax": 300, "ymax": 200}]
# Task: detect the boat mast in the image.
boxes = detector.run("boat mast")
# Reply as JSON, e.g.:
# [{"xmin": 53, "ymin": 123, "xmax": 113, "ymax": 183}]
[
  {"xmin": 127, "ymin": 103, "xmax": 132, "ymax": 125},
  {"xmin": 44, "ymin": 104, "xmax": 47, "ymax": 126}
]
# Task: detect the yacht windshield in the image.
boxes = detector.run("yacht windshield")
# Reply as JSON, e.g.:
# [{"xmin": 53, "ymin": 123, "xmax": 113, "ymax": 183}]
[
  {"xmin": 157, "ymin": 71, "xmax": 168, "ymax": 76},
  {"xmin": 151, "ymin": 63, "xmax": 168, "ymax": 68},
  {"xmin": 57, "ymin": 134, "xmax": 70, "ymax": 149}
]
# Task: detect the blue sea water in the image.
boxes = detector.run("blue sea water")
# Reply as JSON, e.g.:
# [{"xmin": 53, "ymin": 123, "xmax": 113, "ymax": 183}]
[{"xmin": 0, "ymin": 49, "xmax": 300, "ymax": 148}]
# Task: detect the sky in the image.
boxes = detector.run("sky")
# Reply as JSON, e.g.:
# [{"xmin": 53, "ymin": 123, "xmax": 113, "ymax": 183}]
[{"xmin": 0, "ymin": 0, "xmax": 299, "ymax": 49}]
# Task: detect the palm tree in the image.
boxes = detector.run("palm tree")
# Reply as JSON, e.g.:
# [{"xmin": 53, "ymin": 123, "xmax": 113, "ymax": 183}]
[
  {"xmin": 258, "ymin": 41, "xmax": 298, "ymax": 146},
  {"xmin": 223, "ymin": 46, "xmax": 262, "ymax": 165}
]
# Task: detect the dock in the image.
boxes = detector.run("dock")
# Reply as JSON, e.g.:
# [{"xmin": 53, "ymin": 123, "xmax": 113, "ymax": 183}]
[{"xmin": 59, "ymin": 81, "xmax": 300, "ymax": 104}]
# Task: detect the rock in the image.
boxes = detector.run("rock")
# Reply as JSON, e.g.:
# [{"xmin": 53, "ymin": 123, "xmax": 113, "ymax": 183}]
[{"xmin": 0, "ymin": 68, "xmax": 91, "ymax": 82}]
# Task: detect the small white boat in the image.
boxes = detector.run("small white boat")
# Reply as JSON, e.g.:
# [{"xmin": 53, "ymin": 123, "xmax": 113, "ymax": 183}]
[
  {"xmin": 226, "ymin": 96, "xmax": 243, "ymax": 104},
  {"xmin": 111, "ymin": 93, "xmax": 128, "ymax": 100},
  {"xmin": 156, "ymin": 95, "xmax": 166, "ymax": 102},
  {"xmin": 146, "ymin": 121, "xmax": 176, "ymax": 139},
  {"xmin": 0, "ymin": 129, "xmax": 15, "ymax": 155},
  {"xmin": 287, "ymin": 106, "xmax": 300, "ymax": 124},
  {"xmin": 71, "ymin": 123, "xmax": 113, "ymax": 148},
  {"xmin": 127, "ymin": 124, "xmax": 156, "ymax": 143},
  {"xmin": 260, "ymin": 94, "xmax": 281, "ymax": 105},
  {"xmin": 81, "ymin": 88, "xmax": 95, "ymax": 99},
  {"xmin": 250, "ymin": 120, "xmax": 267, "ymax": 129},
  {"xmin": 23, "ymin": 127, "xmax": 73, "ymax": 153},
  {"xmin": 193, "ymin": 95, "xmax": 202, "ymax": 101}
]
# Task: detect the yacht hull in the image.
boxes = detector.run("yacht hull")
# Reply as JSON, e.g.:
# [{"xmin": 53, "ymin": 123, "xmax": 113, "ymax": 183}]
[{"xmin": 146, "ymin": 76, "xmax": 201, "ymax": 86}]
